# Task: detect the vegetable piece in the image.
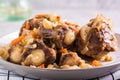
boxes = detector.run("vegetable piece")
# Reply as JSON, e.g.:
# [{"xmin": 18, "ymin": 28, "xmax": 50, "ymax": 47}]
[
  {"xmin": 38, "ymin": 64, "xmax": 45, "ymax": 68},
  {"xmin": 32, "ymin": 31, "xmax": 37, "ymax": 38},
  {"xmin": 91, "ymin": 60, "xmax": 102, "ymax": 66},
  {"xmin": 64, "ymin": 30, "xmax": 75, "ymax": 45},
  {"xmin": 25, "ymin": 21, "xmax": 30, "ymax": 30},
  {"xmin": 43, "ymin": 19, "xmax": 53, "ymax": 29},
  {"xmin": 79, "ymin": 63, "xmax": 92, "ymax": 68},
  {"xmin": 0, "ymin": 46, "xmax": 9, "ymax": 60},
  {"xmin": 104, "ymin": 55, "xmax": 113, "ymax": 61},
  {"xmin": 9, "ymin": 45, "xmax": 23, "ymax": 63},
  {"xmin": 32, "ymin": 28, "xmax": 38, "ymax": 38},
  {"xmin": 11, "ymin": 34, "xmax": 26, "ymax": 45},
  {"xmin": 59, "ymin": 48, "xmax": 68, "ymax": 53}
]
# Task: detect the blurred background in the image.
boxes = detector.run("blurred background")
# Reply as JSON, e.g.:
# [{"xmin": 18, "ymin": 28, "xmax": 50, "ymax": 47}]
[
  {"xmin": 31, "ymin": 0, "xmax": 120, "ymax": 10},
  {"xmin": 0, "ymin": 0, "xmax": 120, "ymax": 37}
]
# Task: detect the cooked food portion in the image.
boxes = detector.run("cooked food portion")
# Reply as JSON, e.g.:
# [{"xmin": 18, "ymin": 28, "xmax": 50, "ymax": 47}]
[
  {"xmin": 0, "ymin": 46, "xmax": 9, "ymax": 60},
  {"xmin": 76, "ymin": 14, "xmax": 117, "ymax": 59},
  {"xmin": 59, "ymin": 51, "xmax": 81, "ymax": 66},
  {"xmin": 0, "ymin": 14, "xmax": 118, "ymax": 69},
  {"xmin": 19, "ymin": 14, "xmax": 80, "ymax": 50},
  {"xmin": 21, "ymin": 39, "xmax": 56, "ymax": 66},
  {"xmin": 9, "ymin": 44, "xmax": 23, "ymax": 64},
  {"xmin": 9, "ymin": 37, "xmax": 56, "ymax": 66},
  {"xmin": 6, "ymin": 14, "xmax": 81, "ymax": 67}
]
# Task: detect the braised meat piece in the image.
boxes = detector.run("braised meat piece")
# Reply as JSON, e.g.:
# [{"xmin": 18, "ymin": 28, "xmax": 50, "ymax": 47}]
[
  {"xmin": 8, "ymin": 32, "xmax": 56, "ymax": 66},
  {"xmin": 22, "ymin": 39, "xmax": 56, "ymax": 66},
  {"xmin": 40, "ymin": 24, "xmax": 79, "ymax": 50},
  {"xmin": 19, "ymin": 14, "xmax": 80, "ymax": 50},
  {"xmin": 19, "ymin": 14, "xmax": 50, "ymax": 36},
  {"xmin": 76, "ymin": 14, "xmax": 117, "ymax": 59},
  {"xmin": 59, "ymin": 51, "xmax": 81, "ymax": 66}
]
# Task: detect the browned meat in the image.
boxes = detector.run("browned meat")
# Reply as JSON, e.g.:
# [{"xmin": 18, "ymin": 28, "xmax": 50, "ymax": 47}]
[
  {"xmin": 21, "ymin": 39, "xmax": 56, "ymax": 66},
  {"xmin": 19, "ymin": 14, "xmax": 80, "ymax": 51},
  {"xmin": 4, "ymin": 13, "xmax": 118, "ymax": 69},
  {"xmin": 59, "ymin": 51, "xmax": 81, "ymax": 66},
  {"xmin": 76, "ymin": 14, "xmax": 117, "ymax": 59},
  {"xmin": 19, "ymin": 14, "xmax": 50, "ymax": 36}
]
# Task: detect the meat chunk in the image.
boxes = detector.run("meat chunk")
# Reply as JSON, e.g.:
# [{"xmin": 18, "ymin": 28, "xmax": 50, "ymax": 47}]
[
  {"xmin": 76, "ymin": 14, "xmax": 117, "ymax": 59},
  {"xmin": 19, "ymin": 14, "xmax": 50, "ymax": 36},
  {"xmin": 23, "ymin": 49, "xmax": 45, "ymax": 66},
  {"xmin": 39, "ymin": 24, "xmax": 79, "ymax": 50},
  {"xmin": 19, "ymin": 14, "xmax": 80, "ymax": 51},
  {"xmin": 59, "ymin": 51, "xmax": 81, "ymax": 66},
  {"xmin": 22, "ymin": 39, "xmax": 56, "ymax": 66},
  {"xmin": 8, "ymin": 34, "xmax": 56, "ymax": 66}
]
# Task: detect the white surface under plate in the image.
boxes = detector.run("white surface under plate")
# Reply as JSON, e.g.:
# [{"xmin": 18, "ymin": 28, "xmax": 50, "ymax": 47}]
[{"xmin": 0, "ymin": 32, "xmax": 120, "ymax": 80}]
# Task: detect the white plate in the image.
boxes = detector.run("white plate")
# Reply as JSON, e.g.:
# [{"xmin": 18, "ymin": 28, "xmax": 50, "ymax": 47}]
[{"xmin": 0, "ymin": 32, "xmax": 120, "ymax": 80}]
